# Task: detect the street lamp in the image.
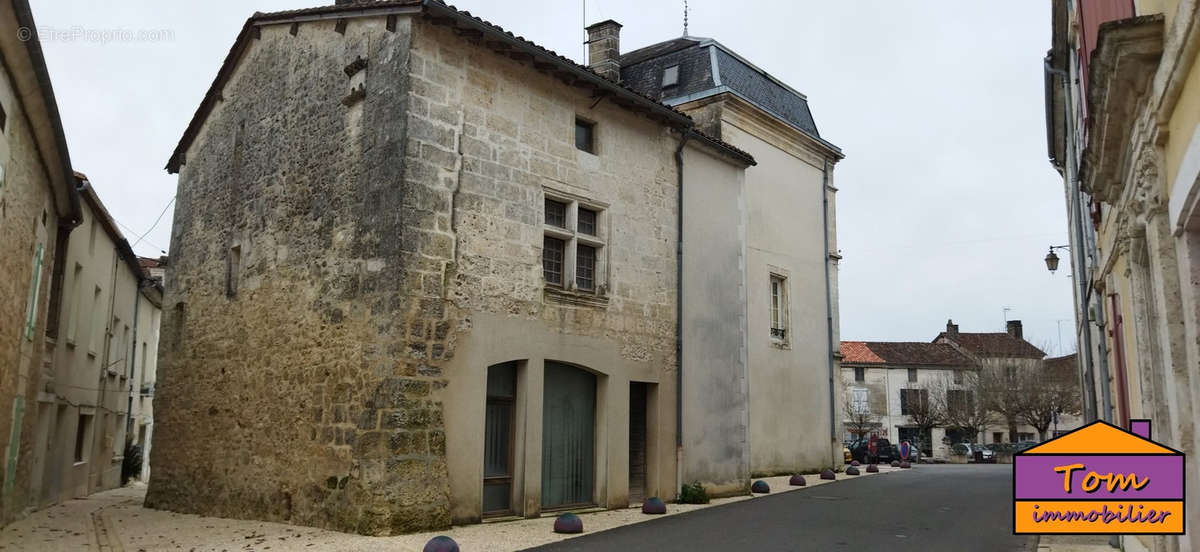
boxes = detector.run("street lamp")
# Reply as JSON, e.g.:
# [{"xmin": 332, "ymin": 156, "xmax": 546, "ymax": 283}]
[{"xmin": 1044, "ymin": 245, "xmax": 1070, "ymax": 273}]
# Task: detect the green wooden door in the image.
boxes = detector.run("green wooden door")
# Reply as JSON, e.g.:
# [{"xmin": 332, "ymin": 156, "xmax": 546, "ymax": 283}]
[{"xmin": 541, "ymin": 362, "xmax": 596, "ymax": 508}]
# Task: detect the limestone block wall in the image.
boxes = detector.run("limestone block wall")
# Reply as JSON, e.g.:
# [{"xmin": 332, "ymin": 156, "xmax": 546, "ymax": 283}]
[
  {"xmin": 149, "ymin": 11, "xmax": 691, "ymax": 534},
  {"xmin": 407, "ymin": 22, "xmax": 680, "ymax": 521},
  {"xmin": 147, "ymin": 16, "xmax": 455, "ymax": 535}
]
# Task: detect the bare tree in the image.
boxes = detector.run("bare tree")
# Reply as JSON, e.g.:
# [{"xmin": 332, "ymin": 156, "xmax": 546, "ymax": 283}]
[
  {"xmin": 901, "ymin": 381, "xmax": 944, "ymax": 453},
  {"xmin": 978, "ymin": 361, "xmax": 1029, "ymax": 443},
  {"xmin": 932, "ymin": 370, "xmax": 994, "ymax": 443},
  {"xmin": 842, "ymin": 382, "xmax": 880, "ymax": 442},
  {"xmin": 1018, "ymin": 355, "xmax": 1083, "ymax": 440}
]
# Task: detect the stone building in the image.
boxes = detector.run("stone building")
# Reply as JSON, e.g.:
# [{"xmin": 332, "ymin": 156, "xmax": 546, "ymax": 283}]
[
  {"xmin": 151, "ymin": 0, "xmax": 844, "ymax": 536},
  {"xmin": 618, "ymin": 31, "xmax": 846, "ymax": 478},
  {"xmin": 148, "ymin": 0, "xmax": 769, "ymax": 535},
  {"xmin": 1044, "ymin": 1, "xmax": 1200, "ymax": 549},
  {"xmin": 0, "ymin": 0, "xmax": 83, "ymax": 526},
  {"xmin": 31, "ymin": 175, "xmax": 162, "ymax": 507},
  {"xmin": 841, "ymin": 321, "xmax": 1082, "ymax": 458}
]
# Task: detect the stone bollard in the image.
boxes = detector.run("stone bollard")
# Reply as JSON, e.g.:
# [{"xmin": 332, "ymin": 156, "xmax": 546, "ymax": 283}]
[
  {"xmin": 866, "ymin": 464, "xmax": 879, "ymax": 473},
  {"xmin": 424, "ymin": 536, "xmax": 459, "ymax": 552},
  {"xmin": 642, "ymin": 497, "xmax": 667, "ymax": 514},
  {"xmin": 751, "ymin": 480, "xmax": 770, "ymax": 494},
  {"xmin": 819, "ymin": 469, "xmax": 836, "ymax": 480},
  {"xmin": 845, "ymin": 466, "xmax": 860, "ymax": 475},
  {"xmin": 850, "ymin": 460, "xmax": 861, "ymax": 466},
  {"xmin": 890, "ymin": 460, "xmax": 901, "ymax": 467},
  {"xmin": 900, "ymin": 461, "xmax": 911, "ymax": 469},
  {"xmin": 554, "ymin": 513, "xmax": 584, "ymax": 534},
  {"xmin": 788, "ymin": 474, "xmax": 807, "ymax": 486}
]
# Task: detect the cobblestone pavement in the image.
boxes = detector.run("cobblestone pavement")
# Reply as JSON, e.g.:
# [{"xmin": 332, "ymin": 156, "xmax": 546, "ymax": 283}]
[{"xmin": 0, "ymin": 467, "xmax": 904, "ymax": 551}]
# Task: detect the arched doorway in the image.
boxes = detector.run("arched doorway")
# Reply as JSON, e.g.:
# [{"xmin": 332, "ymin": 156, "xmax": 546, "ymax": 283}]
[{"xmin": 541, "ymin": 361, "xmax": 596, "ymax": 509}]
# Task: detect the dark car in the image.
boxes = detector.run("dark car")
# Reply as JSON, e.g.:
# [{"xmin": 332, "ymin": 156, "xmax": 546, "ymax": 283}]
[{"xmin": 848, "ymin": 438, "xmax": 900, "ymax": 464}]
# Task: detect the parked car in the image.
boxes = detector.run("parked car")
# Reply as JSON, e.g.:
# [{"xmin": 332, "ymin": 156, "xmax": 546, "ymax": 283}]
[
  {"xmin": 1015, "ymin": 440, "xmax": 1038, "ymax": 452},
  {"xmin": 962, "ymin": 443, "xmax": 995, "ymax": 463},
  {"xmin": 848, "ymin": 438, "xmax": 901, "ymax": 464}
]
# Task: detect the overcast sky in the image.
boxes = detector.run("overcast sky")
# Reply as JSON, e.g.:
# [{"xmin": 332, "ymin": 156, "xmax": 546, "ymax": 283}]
[{"xmin": 30, "ymin": 0, "xmax": 1076, "ymax": 355}]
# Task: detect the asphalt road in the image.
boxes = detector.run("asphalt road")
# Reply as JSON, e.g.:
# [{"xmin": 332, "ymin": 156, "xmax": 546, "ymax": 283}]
[{"xmin": 527, "ymin": 464, "xmax": 1036, "ymax": 552}]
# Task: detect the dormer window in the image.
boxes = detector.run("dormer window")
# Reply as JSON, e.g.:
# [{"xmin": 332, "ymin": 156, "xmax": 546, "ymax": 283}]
[{"xmin": 662, "ymin": 65, "xmax": 679, "ymax": 87}]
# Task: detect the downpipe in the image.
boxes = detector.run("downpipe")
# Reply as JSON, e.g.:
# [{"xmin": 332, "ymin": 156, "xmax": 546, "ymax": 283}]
[
  {"xmin": 821, "ymin": 160, "xmax": 837, "ymax": 448},
  {"xmin": 674, "ymin": 130, "xmax": 689, "ymax": 498}
]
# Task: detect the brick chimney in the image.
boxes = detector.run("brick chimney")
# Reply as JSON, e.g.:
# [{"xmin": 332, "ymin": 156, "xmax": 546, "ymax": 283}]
[
  {"xmin": 1006, "ymin": 320, "xmax": 1023, "ymax": 339},
  {"xmin": 585, "ymin": 20, "xmax": 622, "ymax": 82},
  {"xmin": 945, "ymin": 319, "xmax": 958, "ymax": 338}
]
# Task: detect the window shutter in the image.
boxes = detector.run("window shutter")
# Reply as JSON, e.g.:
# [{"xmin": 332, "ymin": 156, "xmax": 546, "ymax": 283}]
[{"xmin": 24, "ymin": 243, "xmax": 44, "ymax": 340}]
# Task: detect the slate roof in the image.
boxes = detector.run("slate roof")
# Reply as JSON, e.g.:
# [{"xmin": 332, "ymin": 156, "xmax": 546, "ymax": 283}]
[
  {"xmin": 166, "ymin": 0, "xmax": 755, "ymax": 172},
  {"xmin": 619, "ymin": 35, "xmax": 841, "ymax": 156},
  {"xmin": 934, "ymin": 332, "xmax": 1046, "ymax": 359},
  {"xmin": 840, "ymin": 341, "xmax": 972, "ymax": 367}
]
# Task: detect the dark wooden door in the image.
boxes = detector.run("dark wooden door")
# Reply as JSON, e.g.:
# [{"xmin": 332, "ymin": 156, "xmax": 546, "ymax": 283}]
[{"xmin": 628, "ymin": 382, "xmax": 647, "ymax": 502}]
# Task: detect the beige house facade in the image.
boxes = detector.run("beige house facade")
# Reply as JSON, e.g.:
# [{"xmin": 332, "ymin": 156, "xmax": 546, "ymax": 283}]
[
  {"xmin": 0, "ymin": 0, "xmax": 82, "ymax": 526},
  {"xmin": 619, "ymin": 33, "xmax": 846, "ymax": 478},
  {"xmin": 32, "ymin": 178, "xmax": 162, "ymax": 507},
  {"xmin": 150, "ymin": 0, "xmax": 842, "ymax": 536},
  {"xmin": 1045, "ymin": 1, "xmax": 1200, "ymax": 550}
]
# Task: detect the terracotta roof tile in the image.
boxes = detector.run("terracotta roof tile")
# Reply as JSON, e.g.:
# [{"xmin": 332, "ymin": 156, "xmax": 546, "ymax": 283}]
[
  {"xmin": 935, "ymin": 332, "xmax": 1046, "ymax": 358},
  {"xmin": 840, "ymin": 341, "xmax": 970, "ymax": 366}
]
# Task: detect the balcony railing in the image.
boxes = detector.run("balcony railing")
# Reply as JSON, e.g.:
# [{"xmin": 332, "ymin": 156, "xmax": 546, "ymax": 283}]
[{"xmin": 770, "ymin": 327, "xmax": 787, "ymax": 340}]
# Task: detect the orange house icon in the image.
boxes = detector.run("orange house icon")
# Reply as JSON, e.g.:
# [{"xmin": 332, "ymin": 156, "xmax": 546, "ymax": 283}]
[{"xmin": 1013, "ymin": 420, "xmax": 1185, "ymax": 534}]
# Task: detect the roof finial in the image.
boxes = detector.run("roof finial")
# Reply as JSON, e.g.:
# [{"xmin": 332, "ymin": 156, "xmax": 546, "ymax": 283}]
[{"xmin": 683, "ymin": 0, "xmax": 689, "ymax": 37}]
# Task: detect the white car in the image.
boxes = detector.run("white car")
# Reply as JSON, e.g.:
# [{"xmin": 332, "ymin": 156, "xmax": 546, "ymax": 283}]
[{"xmin": 962, "ymin": 443, "xmax": 995, "ymax": 463}]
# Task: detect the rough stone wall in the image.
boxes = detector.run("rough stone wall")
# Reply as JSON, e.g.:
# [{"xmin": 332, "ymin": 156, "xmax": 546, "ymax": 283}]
[
  {"xmin": 407, "ymin": 21, "xmax": 678, "ymax": 352},
  {"xmin": 151, "ymin": 10, "xmax": 684, "ymax": 534},
  {"xmin": 0, "ymin": 60, "xmax": 62, "ymax": 525},
  {"xmin": 147, "ymin": 16, "xmax": 454, "ymax": 535}
]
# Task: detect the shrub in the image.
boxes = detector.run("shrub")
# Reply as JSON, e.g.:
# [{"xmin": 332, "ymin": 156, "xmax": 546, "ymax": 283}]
[
  {"xmin": 951, "ymin": 443, "xmax": 969, "ymax": 456},
  {"xmin": 679, "ymin": 481, "xmax": 709, "ymax": 504}
]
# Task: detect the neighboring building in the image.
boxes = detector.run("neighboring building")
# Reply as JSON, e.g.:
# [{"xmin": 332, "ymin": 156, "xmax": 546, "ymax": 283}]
[
  {"xmin": 139, "ymin": 256, "xmax": 168, "ymax": 287},
  {"xmin": 840, "ymin": 320, "xmax": 1083, "ymax": 459},
  {"xmin": 33, "ymin": 175, "xmax": 162, "ymax": 507},
  {"xmin": 620, "ymin": 32, "xmax": 845, "ymax": 476},
  {"xmin": 839, "ymin": 340, "xmax": 974, "ymax": 457},
  {"xmin": 0, "ymin": 0, "xmax": 83, "ymax": 526},
  {"xmin": 1045, "ymin": 2, "xmax": 1200, "ymax": 550}
]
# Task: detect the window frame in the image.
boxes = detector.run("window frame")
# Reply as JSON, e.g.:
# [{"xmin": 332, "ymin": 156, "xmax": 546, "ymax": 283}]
[
  {"xmin": 854, "ymin": 366, "xmax": 865, "ymax": 382},
  {"xmin": 769, "ymin": 273, "xmax": 789, "ymax": 343},
  {"xmin": 662, "ymin": 64, "xmax": 680, "ymax": 87},
  {"xmin": 851, "ymin": 387, "xmax": 868, "ymax": 414},
  {"xmin": 907, "ymin": 368, "xmax": 918, "ymax": 383},
  {"xmin": 542, "ymin": 190, "xmax": 608, "ymax": 296},
  {"xmin": 574, "ymin": 117, "xmax": 596, "ymax": 154}
]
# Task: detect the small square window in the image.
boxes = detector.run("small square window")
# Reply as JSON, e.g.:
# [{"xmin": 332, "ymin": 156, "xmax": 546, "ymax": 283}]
[
  {"xmin": 907, "ymin": 368, "xmax": 917, "ymax": 383},
  {"xmin": 662, "ymin": 65, "xmax": 679, "ymax": 87},
  {"xmin": 578, "ymin": 208, "xmax": 597, "ymax": 236},
  {"xmin": 854, "ymin": 367, "xmax": 865, "ymax": 382},
  {"xmin": 576, "ymin": 244, "xmax": 596, "ymax": 290},
  {"xmin": 575, "ymin": 118, "xmax": 595, "ymax": 153},
  {"xmin": 545, "ymin": 198, "xmax": 566, "ymax": 228},
  {"xmin": 542, "ymin": 236, "xmax": 564, "ymax": 285}
]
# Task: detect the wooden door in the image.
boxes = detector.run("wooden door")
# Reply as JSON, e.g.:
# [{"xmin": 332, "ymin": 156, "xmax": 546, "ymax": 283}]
[{"xmin": 541, "ymin": 362, "xmax": 595, "ymax": 509}]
